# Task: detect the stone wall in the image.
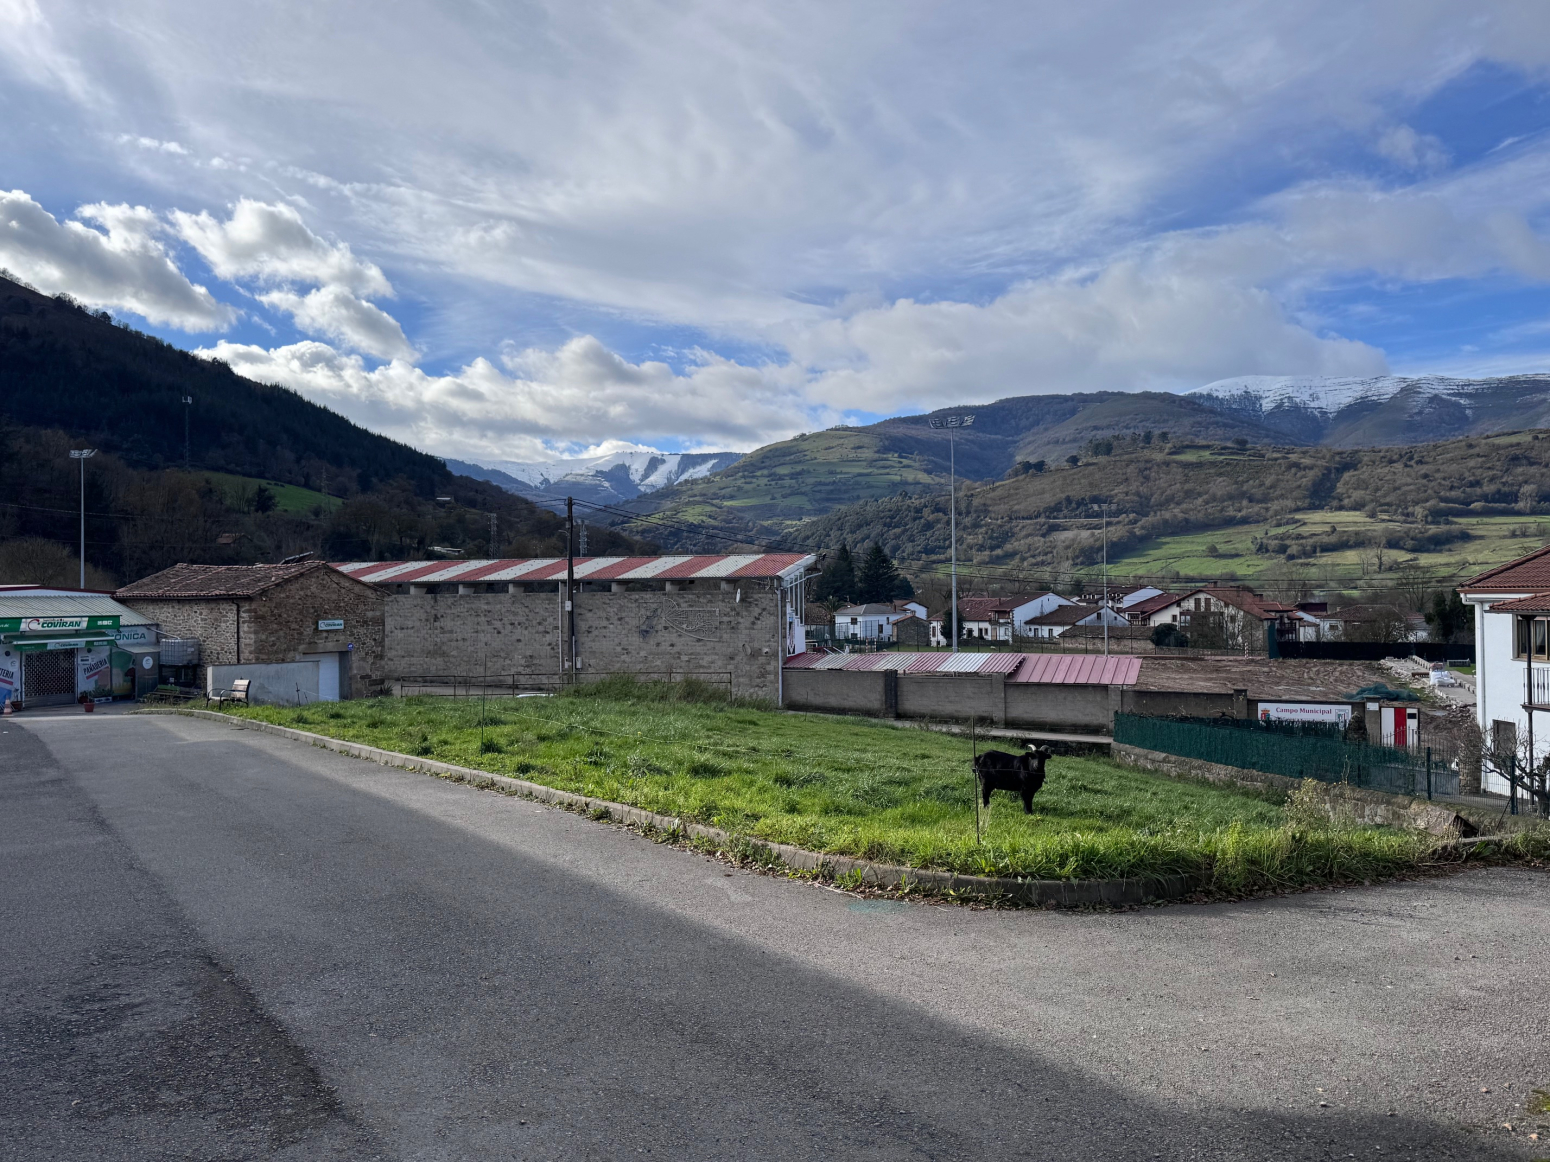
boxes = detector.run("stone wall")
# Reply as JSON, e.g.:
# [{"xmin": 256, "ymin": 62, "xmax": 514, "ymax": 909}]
[
  {"xmin": 121, "ymin": 599, "xmax": 242, "ymax": 666},
  {"xmin": 245, "ymin": 568, "xmax": 386, "ymax": 698},
  {"xmin": 383, "ymin": 588, "xmax": 784, "ymax": 700}
]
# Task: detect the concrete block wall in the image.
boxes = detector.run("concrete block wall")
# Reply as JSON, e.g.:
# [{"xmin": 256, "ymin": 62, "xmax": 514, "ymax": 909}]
[
  {"xmin": 384, "ymin": 589, "xmax": 783, "ymax": 700},
  {"xmin": 782, "ymin": 668, "xmax": 1115, "ymax": 733}
]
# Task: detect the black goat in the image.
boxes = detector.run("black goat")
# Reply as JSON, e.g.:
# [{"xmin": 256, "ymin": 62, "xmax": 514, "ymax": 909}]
[{"xmin": 973, "ymin": 746, "xmax": 1053, "ymax": 813}]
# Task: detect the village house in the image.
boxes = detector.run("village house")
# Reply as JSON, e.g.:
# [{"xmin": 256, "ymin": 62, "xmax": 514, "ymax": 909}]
[
  {"xmin": 947, "ymin": 593, "xmax": 1077, "ymax": 643},
  {"xmin": 1022, "ymin": 602, "xmax": 1130, "ymax": 640},
  {"xmin": 1458, "ymin": 546, "xmax": 1550, "ymax": 798}
]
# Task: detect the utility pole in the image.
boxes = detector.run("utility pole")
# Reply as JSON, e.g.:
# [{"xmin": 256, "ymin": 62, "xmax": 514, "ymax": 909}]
[
  {"xmin": 1096, "ymin": 501, "xmax": 1113, "ymax": 656},
  {"xmin": 181, "ymin": 396, "xmax": 192, "ymax": 469},
  {"xmin": 70, "ymin": 449, "xmax": 96, "ymax": 589},
  {"xmin": 929, "ymin": 413, "xmax": 975, "ymax": 652},
  {"xmin": 566, "ymin": 496, "xmax": 577, "ymax": 684}
]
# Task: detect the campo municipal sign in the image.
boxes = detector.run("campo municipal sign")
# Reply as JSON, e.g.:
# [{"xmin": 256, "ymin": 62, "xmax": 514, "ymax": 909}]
[{"xmin": 0, "ymin": 615, "xmax": 121, "ymax": 634}]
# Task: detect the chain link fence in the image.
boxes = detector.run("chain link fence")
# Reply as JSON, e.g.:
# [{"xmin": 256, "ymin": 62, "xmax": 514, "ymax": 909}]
[{"xmin": 1114, "ymin": 712, "xmax": 1460, "ymax": 798}]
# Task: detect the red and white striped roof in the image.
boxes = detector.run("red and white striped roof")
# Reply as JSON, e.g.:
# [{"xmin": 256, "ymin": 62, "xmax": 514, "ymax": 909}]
[
  {"xmin": 783, "ymin": 651, "xmax": 1141, "ymax": 685},
  {"xmin": 333, "ymin": 553, "xmax": 814, "ymax": 586}
]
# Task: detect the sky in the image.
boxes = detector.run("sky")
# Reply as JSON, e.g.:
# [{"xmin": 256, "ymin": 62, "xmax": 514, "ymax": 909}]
[{"xmin": 3, "ymin": 1, "xmax": 1550, "ymax": 464}]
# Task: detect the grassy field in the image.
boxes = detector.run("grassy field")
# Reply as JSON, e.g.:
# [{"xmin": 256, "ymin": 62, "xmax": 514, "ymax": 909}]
[
  {"xmin": 201, "ymin": 471, "xmax": 342, "ymax": 516},
  {"xmin": 219, "ymin": 679, "xmax": 1450, "ymax": 893},
  {"xmin": 1106, "ymin": 509, "xmax": 1550, "ymax": 583}
]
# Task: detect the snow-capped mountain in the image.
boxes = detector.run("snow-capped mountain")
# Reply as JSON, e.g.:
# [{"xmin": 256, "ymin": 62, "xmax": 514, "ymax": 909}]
[
  {"xmin": 1189, "ymin": 373, "xmax": 1550, "ymax": 446},
  {"xmin": 445, "ymin": 449, "xmax": 743, "ymax": 511}
]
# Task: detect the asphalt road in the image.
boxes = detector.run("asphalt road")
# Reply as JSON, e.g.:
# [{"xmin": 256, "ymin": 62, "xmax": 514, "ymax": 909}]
[{"xmin": 3, "ymin": 711, "xmax": 1547, "ymax": 1161}]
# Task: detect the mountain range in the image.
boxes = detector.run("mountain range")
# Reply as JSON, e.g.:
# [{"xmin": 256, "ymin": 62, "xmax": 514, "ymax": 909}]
[
  {"xmin": 596, "ymin": 372, "xmax": 1550, "ymax": 552},
  {"xmin": 446, "ymin": 449, "xmax": 743, "ymax": 511}
]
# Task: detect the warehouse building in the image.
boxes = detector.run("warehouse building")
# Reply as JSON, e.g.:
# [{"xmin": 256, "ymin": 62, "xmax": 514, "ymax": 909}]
[
  {"xmin": 0, "ymin": 586, "xmax": 162, "ymax": 708},
  {"xmin": 334, "ymin": 554, "xmax": 814, "ymax": 701}
]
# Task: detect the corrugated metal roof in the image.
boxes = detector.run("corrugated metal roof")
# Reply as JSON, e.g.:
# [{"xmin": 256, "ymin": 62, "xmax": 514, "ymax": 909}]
[
  {"xmin": 1012, "ymin": 654, "xmax": 1142, "ymax": 685},
  {"xmin": 334, "ymin": 553, "xmax": 814, "ymax": 585},
  {"xmin": 782, "ymin": 651, "xmax": 1139, "ymax": 685},
  {"xmin": 0, "ymin": 591, "xmax": 156, "ymax": 625}
]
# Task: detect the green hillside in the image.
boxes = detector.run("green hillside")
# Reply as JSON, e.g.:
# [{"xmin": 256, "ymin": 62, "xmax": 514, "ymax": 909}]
[
  {"xmin": 781, "ymin": 430, "xmax": 1550, "ymax": 593},
  {"xmin": 200, "ymin": 473, "xmax": 344, "ymax": 516}
]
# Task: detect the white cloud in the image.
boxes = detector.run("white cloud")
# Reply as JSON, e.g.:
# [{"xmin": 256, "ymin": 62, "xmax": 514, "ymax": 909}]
[
  {"xmin": 0, "ymin": 191, "xmax": 233, "ymax": 329},
  {"xmin": 118, "ymin": 134, "xmax": 189, "ymax": 155},
  {"xmin": 197, "ymin": 335, "xmax": 829, "ymax": 460},
  {"xmin": 171, "ymin": 199, "xmax": 392, "ymax": 296},
  {"xmin": 258, "ymin": 285, "xmax": 416, "ymax": 362},
  {"xmin": 1374, "ymin": 124, "xmax": 1450, "ymax": 172}
]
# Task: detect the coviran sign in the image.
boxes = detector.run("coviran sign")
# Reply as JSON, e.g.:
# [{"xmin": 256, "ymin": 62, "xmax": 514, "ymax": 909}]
[{"xmin": 0, "ymin": 615, "xmax": 121, "ymax": 635}]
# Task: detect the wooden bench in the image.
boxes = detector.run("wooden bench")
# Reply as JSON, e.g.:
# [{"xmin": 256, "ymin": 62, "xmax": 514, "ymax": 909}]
[{"xmin": 214, "ymin": 678, "xmax": 251, "ymax": 707}]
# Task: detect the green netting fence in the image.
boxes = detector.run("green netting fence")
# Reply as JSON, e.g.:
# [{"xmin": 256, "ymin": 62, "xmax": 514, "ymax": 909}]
[{"xmin": 1113, "ymin": 713, "xmax": 1459, "ymax": 798}]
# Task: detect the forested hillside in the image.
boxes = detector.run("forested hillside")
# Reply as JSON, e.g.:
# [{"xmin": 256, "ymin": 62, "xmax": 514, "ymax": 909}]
[{"xmin": 0, "ymin": 275, "xmax": 650, "ymax": 585}]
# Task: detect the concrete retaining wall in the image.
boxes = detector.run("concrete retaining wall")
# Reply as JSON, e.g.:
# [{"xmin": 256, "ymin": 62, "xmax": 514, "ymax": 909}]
[{"xmin": 207, "ymin": 661, "xmax": 320, "ymax": 706}]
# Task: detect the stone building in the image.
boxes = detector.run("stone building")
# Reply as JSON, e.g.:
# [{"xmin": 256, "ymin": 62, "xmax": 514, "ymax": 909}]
[
  {"xmin": 117, "ymin": 561, "xmax": 386, "ymax": 700},
  {"xmin": 333, "ymin": 554, "xmax": 814, "ymax": 701}
]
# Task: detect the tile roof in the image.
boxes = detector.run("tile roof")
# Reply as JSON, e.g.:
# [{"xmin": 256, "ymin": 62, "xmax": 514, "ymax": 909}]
[
  {"xmin": 1481, "ymin": 592, "xmax": 1550, "ymax": 613},
  {"xmin": 1027, "ymin": 604, "xmax": 1102, "ymax": 626},
  {"xmin": 117, "ymin": 561, "xmax": 333, "ymax": 600},
  {"xmin": 1126, "ymin": 592, "xmax": 1183, "ymax": 616},
  {"xmin": 1460, "ymin": 544, "xmax": 1550, "ymax": 592},
  {"xmin": 333, "ymin": 553, "xmax": 813, "ymax": 586}
]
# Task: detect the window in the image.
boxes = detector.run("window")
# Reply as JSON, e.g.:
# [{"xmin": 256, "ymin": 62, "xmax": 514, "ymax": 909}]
[{"xmin": 1516, "ymin": 616, "xmax": 1550, "ymax": 660}]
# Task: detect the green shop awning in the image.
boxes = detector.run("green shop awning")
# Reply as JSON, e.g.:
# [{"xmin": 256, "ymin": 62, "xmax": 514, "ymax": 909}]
[{"xmin": 13, "ymin": 637, "xmax": 118, "ymax": 653}]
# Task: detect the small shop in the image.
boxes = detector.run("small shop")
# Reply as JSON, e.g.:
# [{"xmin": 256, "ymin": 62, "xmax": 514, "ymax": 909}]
[{"xmin": 0, "ymin": 588, "xmax": 161, "ymax": 709}]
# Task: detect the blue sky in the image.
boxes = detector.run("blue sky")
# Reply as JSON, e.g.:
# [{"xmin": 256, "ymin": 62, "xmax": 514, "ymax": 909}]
[{"xmin": 3, "ymin": 1, "xmax": 1550, "ymax": 461}]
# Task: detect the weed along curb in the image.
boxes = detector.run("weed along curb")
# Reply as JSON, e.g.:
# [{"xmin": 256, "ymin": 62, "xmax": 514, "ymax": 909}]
[{"xmin": 140, "ymin": 708, "xmax": 1200, "ymax": 907}]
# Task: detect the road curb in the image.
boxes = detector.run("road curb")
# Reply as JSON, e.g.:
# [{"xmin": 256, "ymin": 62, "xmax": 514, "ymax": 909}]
[{"xmin": 140, "ymin": 707, "xmax": 1201, "ymax": 907}]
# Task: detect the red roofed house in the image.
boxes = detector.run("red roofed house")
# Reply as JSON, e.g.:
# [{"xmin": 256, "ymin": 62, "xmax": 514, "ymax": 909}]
[{"xmin": 1459, "ymin": 545, "xmax": 1550, "ymax": 799}]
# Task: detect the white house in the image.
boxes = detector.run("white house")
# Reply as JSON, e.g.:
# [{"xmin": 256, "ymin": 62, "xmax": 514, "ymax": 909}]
[
  {"xmin": 951, "ymin": 593, "xmax": 1076, "ymax": 642},
  {"xmin": 1459, "ymin": 547, "xmax": 1550, "ymax": 798},
  {"xmin": 1022, "ymin": 603, "xmax": 1129, "ymax": 640},
  {"xmin": 833, "ymin": 603, "xmax": 907, "ymax": 642}
]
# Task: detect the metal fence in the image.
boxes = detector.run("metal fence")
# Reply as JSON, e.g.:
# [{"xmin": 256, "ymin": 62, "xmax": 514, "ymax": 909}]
[{"xmin": 1113, "ymin": 713, "xmax": 1460, "ymax": 798}]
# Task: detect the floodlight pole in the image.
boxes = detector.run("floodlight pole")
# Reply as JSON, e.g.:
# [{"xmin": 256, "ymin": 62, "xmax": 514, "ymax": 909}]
[
  {"xmin": 70, "ymin": 449, "xmax": 96, "ymax": 589},
  {"xmin": 930, "ymin": 414, "xmax": 975, "ymax": 652}
]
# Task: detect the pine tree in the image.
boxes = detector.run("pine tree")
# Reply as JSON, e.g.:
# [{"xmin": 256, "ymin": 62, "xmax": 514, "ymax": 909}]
[
  {"xmin": 856, "ymin": 542, "xmax": 911, "ymax": 603},
  {"xmin": 813, "ymin": 544, "xmax": 857, "ymax": 606}
]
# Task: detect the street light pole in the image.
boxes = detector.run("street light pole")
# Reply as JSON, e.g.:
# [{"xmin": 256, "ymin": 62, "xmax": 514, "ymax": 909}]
[
  {"xmin": 929, "ymin": 414, "xmax": 976, "ymax": 652},
  {"xmin": 70, "ymin": 449, "xmax": 96, "ymax": 589}
]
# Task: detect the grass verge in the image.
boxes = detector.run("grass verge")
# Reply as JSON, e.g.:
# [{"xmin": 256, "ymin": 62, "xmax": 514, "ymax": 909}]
[{"xmin": 214, "ymin": 678, "xmax": 1549, "ymax": 895}]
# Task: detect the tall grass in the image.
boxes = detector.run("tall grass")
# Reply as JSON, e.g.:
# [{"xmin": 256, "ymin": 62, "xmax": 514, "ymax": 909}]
[{"xmin": 220, "ymin": 689, "xmax": 1466, "ymax": 891}]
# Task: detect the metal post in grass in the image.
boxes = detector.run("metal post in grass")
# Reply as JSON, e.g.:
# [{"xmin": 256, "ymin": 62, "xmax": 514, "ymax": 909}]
[
  {"xmin": 1425, "ymin": 746, "xmax": 1432, "ymax": 801},
  {"xmin": 1510, "ymin": 754, "xmax": 1518, "ymax": 815},
  {"xmin": 971, "ymin": 715, "xmax": 981, "ymax": 844}
]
